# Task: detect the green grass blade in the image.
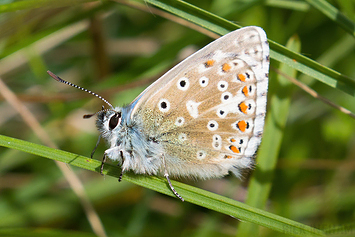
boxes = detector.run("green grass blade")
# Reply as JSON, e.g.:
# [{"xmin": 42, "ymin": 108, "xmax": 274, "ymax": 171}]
[
  {"xmin": 0, "ymin": 135, "xmax": 325, "ymax": 236},
  {"xmin": 305, "ymin": 0, "xmax": 355, "ymax": 37},
  {"xmin": 144, "ymin": 0, "xmax": 355, "ymax": 96},
  {"xmin": 238, "ymin": 35, "xmax": 301, "ymax": 236},
  {"xmin": 142, "ymin": 0, "xmax": 232, "ymax": 35},
  {"xmin": 266, "ymin": 0, "xmax": 310, "ymax": 11}
]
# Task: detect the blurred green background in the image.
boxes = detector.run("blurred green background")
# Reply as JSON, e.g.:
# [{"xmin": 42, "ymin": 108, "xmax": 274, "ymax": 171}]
[{"xmin": 0, "ymin": 0, "xmax": 354, "ymax": 236}]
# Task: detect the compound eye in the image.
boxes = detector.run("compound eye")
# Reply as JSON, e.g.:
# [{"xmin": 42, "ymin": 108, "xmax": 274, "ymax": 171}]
[{"xmin": 109, "ymin": 112, "xmax": 121, "ymax": 130}]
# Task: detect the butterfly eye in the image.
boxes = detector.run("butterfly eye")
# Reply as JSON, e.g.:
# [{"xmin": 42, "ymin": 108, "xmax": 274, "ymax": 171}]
[{"xmin": 109, "ymin": 112, "xmax": 121, "ymax": 130}]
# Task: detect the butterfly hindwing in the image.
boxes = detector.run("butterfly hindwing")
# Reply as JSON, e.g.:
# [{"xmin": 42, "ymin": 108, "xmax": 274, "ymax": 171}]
[{"xmin": 131, "ymin": 26, "xmax": 269, "ymax": 178}]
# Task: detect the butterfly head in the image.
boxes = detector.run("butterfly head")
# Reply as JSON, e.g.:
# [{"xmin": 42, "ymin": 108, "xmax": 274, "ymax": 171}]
[{"xmin": 96, "ymin": 107, "xmax": 123, "ymax": 139}]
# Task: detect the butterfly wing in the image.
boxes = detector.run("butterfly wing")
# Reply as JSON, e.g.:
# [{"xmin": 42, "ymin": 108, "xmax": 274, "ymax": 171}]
[{"xmin": 130, "ymin": 26, "xmax": 269, "ymax": 179}]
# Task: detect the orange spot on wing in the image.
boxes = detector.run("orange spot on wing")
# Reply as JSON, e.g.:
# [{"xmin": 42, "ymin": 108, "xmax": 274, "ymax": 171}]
[
  {"xmin": 205, "ymin": 59, "xmax": 215, "ymax": 67},
  {"xmin": 237, "ymin": 120, "xmax": 247, "ymax": 132},
  {"xmin": 225, "ymin": 155, "xmax": 233, "ymax": 159},
  {"xmin": 222, "ymin": 63, "xmax": 231, "ymax": 72},
  {"xmin": 238, "ymin": 73, "xmax": 246, "ymax": 82},
  {"xmin": 229, "ymin": 145, "xmax": 240, "ymax": 153},
  {"xmin": 239, "ymin": 102, "xmax": 248, "ymax": 114},
  {"xmin": 230, "ymin": 138, "xmax": 236, "ymax": 142},
  {"xmin": 242, "ymin": 86, "xmax": 249, "ymax": 96}
]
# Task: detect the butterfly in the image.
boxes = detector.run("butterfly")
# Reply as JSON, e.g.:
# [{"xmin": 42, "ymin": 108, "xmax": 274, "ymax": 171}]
[{"xmin": 48, "ymin": 26, "xmax": 270, "ymax": 201}]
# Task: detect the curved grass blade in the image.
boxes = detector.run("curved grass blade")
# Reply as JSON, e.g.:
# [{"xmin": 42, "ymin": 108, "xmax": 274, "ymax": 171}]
[
  {"xmin": 305, "ymin": 0, "xmax": 355, "ymax": 37},
  {"xmin": 238, "ymin": 35, "xmax": 301, "ymax": 236},
  {"xmin": 0, "ymin": 135, "xmax": 325, "ymax": 236},
  {"xmin": 144, "ymin": 0, "xmax": 355, "ymax": 96}
]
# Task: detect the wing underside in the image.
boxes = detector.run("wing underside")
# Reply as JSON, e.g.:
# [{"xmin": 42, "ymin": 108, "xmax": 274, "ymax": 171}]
[{"xmin": 131, "ymin": 27, "xmax": 269, "ymax": 178}]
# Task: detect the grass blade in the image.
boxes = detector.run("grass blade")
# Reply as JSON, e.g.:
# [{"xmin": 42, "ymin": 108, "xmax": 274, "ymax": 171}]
[
  {"xmin": 238, "ymin": 35, "xmax": 301, "ymax": 236},
  {"xmin": 145, "ymin": 0, "xmax": 355, "ymax": 96},
  {"xmin": 305, "ymin": 0, "xmax": 355, "ymax": 37},
  {"xmin": 0, "ymin": 134, "xmax": 325, "ymax": 236}
]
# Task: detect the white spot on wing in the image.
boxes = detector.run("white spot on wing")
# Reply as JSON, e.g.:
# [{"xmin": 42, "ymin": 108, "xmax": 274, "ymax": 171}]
[
  {"xmin": 197, "ymin": 150, "xmax": 207, "ymax": 160},
  {"xmin": 175, "ymin": 117, "xmax": 185, "ymax": 126},
  {"xmin": 217, "ymin": 81, "xmax": 228, "ymax": 91},
  {"xmin": 221, "ymin": 92, "xmax": 233, "ymax": 103},
  {"xmin": 178, "ymin": 133, "xmax": 187, "ymax": 141},
  {"xmin": 216, "ymin": 107, "xmax": 227, "ymax": 118},
  {"xmin": 158, "ymin": 98, "xmax": 170, "ymax": 113},
  {"xmin": 199, "ymin": 76, "xmax": 209, "ymax": 87},
  {"xmin": 212, "ymin": 134, "xmax": 222, "ymax": 150},
  {"xmin": 177, "ymin": 77, "xmax": 189, "ymax": 91},
  {"xmin": 230, "ymin": 59, "xmax": 245, "ymax": 70},
  {"xmin": 186, "ymin": 100, "xmax": 201, "ymax": 118},
  {"xmin": 207, "ymin": 120, "xmax": 218, "ymax": 131}
]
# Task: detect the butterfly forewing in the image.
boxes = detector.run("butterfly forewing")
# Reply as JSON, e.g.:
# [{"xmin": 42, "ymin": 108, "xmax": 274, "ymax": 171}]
[{"xmin": 132, "ymin": 26, "xmax": 269, "ymax": 178}]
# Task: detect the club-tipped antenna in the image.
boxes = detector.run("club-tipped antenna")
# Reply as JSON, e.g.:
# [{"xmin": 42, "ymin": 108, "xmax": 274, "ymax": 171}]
[{"xmin": 47, "ymin": 70, "xmax": 114, "ymax": 110}]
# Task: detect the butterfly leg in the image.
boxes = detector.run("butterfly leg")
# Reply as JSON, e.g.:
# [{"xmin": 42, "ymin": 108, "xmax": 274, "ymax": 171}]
[
  {"xmin": 90, "ymin": 134, "xmax": 101, "ymax": 158},
  {"xmin": 162, "ymin": 155, "xmax": 184, "ymax": 202},
  {"xmin": 118, "ymin": 171, "xmax": 124, "ymax": 182},
  {"xmin": 100, "ymin": 153, "xmax": 107, "ymax": 175},
  {"xmin": 118, "ymin": 150, "xmax": 124, "ymax": 182}
]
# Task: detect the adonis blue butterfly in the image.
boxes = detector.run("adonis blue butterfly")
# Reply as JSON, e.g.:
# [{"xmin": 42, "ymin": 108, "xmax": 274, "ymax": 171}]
[{"xmin": 49, "ymin": 26, "xmax": 270, "ymax": 201}]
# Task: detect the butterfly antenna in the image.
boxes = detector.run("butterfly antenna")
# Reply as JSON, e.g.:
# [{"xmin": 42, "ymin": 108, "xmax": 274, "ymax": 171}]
[
  {"xmin": 47, "ymin": 70, "xmax": 114, "ymax": 110},
  {"xmin": 83, "ymin": 106, "xmax": 110, "ymax": 119}
]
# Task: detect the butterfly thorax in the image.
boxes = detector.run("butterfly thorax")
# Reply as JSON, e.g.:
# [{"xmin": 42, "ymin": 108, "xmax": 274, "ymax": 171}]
[{"xmin": 96, "ymin": 106, "xmax": 164, "ymax": 175}]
